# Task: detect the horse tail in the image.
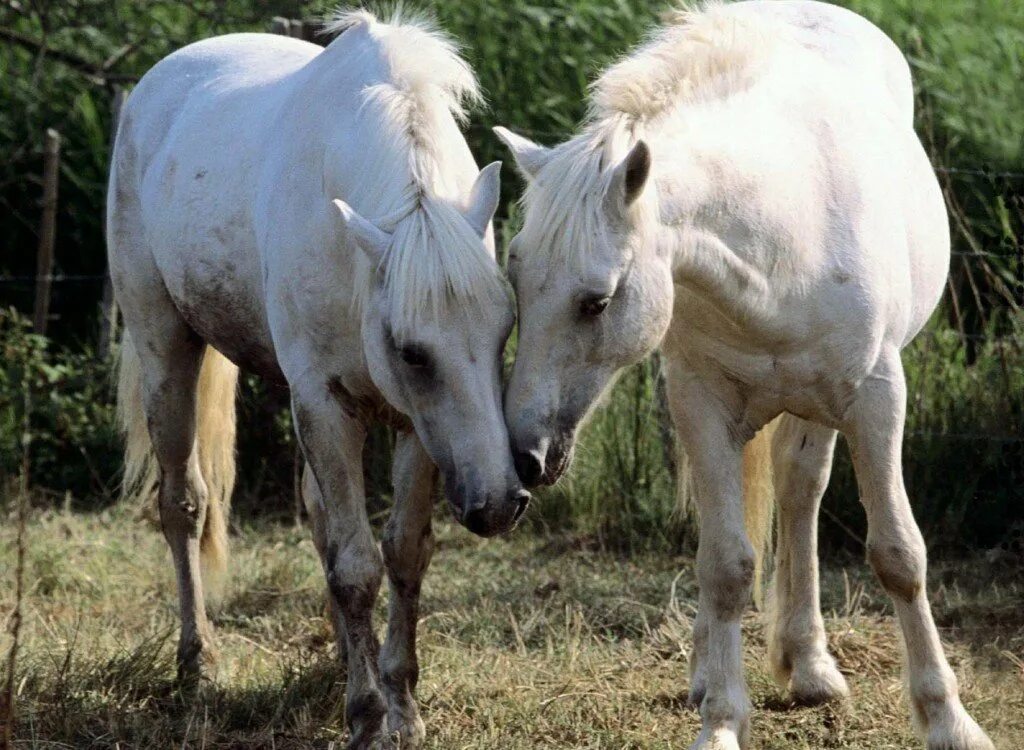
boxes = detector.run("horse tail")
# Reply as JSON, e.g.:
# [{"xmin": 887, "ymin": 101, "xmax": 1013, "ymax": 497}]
[
  {"xmin": 742, "ymin": 417, "xmax": 780, "ymax": 609},
  {"xmin": 192, "ymin": 346, "xmax": 238, "ymax": 601},
  {"xmin": 117, "ymin": 333, "xmax": 239, "ymax": 602}
]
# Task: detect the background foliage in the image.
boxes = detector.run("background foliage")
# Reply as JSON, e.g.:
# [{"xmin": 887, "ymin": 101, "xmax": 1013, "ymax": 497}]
[{"xmin": 1, "ymin": 0, "xmax": 1021, "ymax": 553}]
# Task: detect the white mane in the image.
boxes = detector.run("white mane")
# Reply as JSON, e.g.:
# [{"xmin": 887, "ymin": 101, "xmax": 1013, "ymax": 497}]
[
  {"xmin": 590, "ymin": 2, "xmax": 773, "ymax": 121},
  {"xmin": 326, "ymin": 9, "xmax": 505, "ymax": 331},
  {"xmin": 325, "ymin": 9, "xmax": 480, "ymax": 123},
  {"xmin": 519, "ymin": 2, "xmax": 779, "ymax": 266}
]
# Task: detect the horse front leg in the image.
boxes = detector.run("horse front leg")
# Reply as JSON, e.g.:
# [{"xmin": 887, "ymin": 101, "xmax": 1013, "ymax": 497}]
[
  {"xmin": 291, "ymin": 382, "xmax": 389, "ymax": 750},
  {"xmin": 844, "ymin": 349, "xmax": 992, "ymax": 750},
  {"xmin": 302, "ymin": 463, "xmax": 348, "ymax": 662},
  {"xmin": 672, "ymin": 381, "xmax": 755, "ymax": 750},
  {"xmin": 379, "ymin": 431, "xmax": 436, "ymax": 748}
]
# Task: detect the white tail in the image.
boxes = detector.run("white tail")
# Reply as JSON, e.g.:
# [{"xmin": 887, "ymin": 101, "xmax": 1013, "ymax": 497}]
[
  {"xmin": 676, "ymin": 415, "xmax": 779, "ymax": 608},
  {"xmin": 116, "ymin": 334, "xmax": 239, "ymax": 601}
]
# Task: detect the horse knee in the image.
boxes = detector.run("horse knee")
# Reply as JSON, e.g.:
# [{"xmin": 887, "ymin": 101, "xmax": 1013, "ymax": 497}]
[
  {"xmin": 381, "ymin": 521, "xmax": 433, "ymax": 594},
  {"xmin": 325, "ymin": 539, "xmax": 384, "ymax": 619},
  {"xmin": 867, "ymin": 536, "xmax": 925, "ymax": 602},
  {"xmin": 699, "ymin": 537, "xmax": 756, "ymax": 617}
]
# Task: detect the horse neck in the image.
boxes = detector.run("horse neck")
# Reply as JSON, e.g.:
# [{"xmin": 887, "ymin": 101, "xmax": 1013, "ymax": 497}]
[{"xmin": 651, "ymin": 149, "xmax": 777, "ymax": 327}]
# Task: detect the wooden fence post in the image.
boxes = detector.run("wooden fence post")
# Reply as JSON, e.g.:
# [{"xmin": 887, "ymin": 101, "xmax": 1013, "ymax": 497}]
[
  {"xmin": 271, "ymin": 17, "xmax": 320, "ymax": 43},
  {"xmin": 98, "ymin": 86, "xmax": 127, "ymax": 358},
  {"xmin": 271, "ymin": 16, "xmax": 291, "ymax": 36},
  {"xmin": 33, "ymin": 128, "xmax": 60, "ymax": 334}
]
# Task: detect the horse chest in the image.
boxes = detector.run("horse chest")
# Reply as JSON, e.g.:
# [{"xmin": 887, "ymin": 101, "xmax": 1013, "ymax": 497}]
[
  {"xmin": 671, "ymin": 324, "xmax": 872, "ymax": 430},
  {"xmin": 670, "ymin": 266, "xmax": 886, "ymax": 428}
]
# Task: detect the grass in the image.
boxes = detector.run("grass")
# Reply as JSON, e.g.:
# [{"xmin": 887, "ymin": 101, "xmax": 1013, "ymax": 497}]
[{"xmin": 2, "ymin": 503, "xmax": 1022, "ymax": 749}]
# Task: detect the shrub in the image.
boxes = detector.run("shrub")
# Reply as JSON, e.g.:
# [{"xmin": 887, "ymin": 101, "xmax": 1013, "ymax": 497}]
[{"xmin": 0, "ymin": 308, "xmax": 120, "ymax": 506}]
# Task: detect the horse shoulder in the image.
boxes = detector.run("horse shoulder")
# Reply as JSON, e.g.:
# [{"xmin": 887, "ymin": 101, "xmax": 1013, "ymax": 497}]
[{"xmin": 661, "ymin": 111, "xmax": 902, "ymax": 421}]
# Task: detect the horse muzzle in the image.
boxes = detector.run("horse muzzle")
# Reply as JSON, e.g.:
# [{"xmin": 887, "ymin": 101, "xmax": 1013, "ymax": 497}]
[
  {"xmin": 444, "ymin": 471, "xmax": 531, "ymax": 537},
  {"xmin": 512, "ymin": 434, "xmax": 574, "ymax": 489}
]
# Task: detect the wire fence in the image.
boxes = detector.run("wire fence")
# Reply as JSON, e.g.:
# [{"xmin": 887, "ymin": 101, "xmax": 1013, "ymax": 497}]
[
  {"xmin": 468, "ymin": 123, "xmax": 1024, "ymax": 177},
  {"xmin": 2, "ymin": 119, "xmax": 1019, "ymax": 453}
]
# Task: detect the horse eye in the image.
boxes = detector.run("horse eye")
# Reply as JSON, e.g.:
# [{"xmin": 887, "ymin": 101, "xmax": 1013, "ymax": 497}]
[
  {"xmin": 579, "ymin": 296, "xmax": 611, "ymax": 318},
  {"xmin": 399, "ymin": 345, "xmax": 431, "ymax": 370}
]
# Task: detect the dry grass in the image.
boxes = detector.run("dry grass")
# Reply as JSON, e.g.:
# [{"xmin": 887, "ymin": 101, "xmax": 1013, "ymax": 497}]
[{"xmin": 1, "ymin": 504, "xmax": 1022, "ymax": 749}]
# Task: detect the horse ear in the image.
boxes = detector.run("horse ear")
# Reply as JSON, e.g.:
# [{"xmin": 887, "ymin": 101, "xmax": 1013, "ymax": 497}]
[
  {"xmin": 463, "ymin": 161, "xmax": 502, "ymax": 237},
  {"xmin": 605, "ymin": 140, "xmax": 651, "ymax": 218},
  {"xmin": 333, "ymin": 199, "xmax": 391, "ymax": 264},
  {"xmin": 493, "ymin": 126, "xmax": 551, "ymax": 180}
]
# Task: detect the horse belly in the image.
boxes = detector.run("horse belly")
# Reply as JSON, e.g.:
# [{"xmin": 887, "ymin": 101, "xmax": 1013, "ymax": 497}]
[{"xmin": 171, "ymin": 257, "xmax": 284, "ymax": 384}]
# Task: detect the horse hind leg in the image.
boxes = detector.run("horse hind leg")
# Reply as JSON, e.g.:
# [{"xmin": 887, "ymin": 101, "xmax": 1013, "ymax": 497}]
[
  {"xmin": 766, "ymin": 414, "xmax": 848, "ymax": 705},
  {"xmin": 122, "ymin": 296, "xmax": 216, "ymax": 681},
  {"xmin": 110, "ymin": 141, "xmax": 235, "ymax": 681},
  {"xmin": 148, "ymin": 333, "xmax": 215, "ymax": 681}
]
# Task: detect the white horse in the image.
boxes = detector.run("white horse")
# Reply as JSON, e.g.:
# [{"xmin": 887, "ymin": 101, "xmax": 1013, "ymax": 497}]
[
  {"xmin": 497, "ymin": 2, "xmax": 993, "ymax": 749},
  {"xmin": 109, "ymin": 11, "xmax": 527, "ymax": 748}
]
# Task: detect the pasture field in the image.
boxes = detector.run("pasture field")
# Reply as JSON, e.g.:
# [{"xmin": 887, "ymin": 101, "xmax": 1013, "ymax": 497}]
[
  {"xmin": 1, "ymin": 1, "xmax": 1021, "ymax": 747},
  {"xmin": 2, "ymin": 504, "xmax": 1022, "ymax": 749}
]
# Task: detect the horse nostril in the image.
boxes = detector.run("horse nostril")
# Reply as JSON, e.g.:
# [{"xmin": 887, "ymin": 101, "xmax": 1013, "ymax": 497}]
[
  {"xmin": 462, "ymin": 506, "xmax": 489, "ymax": 536},
  {"xmin": 511, "ymin": 489, "xmax": 531, "ymax": 522},
  {"xmin": 513, "ymin": 449, "xmax": 545, "ymax": 487}
]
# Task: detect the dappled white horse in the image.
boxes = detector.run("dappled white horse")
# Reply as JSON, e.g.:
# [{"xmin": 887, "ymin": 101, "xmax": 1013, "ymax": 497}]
[
  {"xmin": 109, "ymin": 11, "xmax": 526, "ymax": 748},
  {"xmin": 497, "ymin": 2, "xmax": 993, "ymax": 749}
]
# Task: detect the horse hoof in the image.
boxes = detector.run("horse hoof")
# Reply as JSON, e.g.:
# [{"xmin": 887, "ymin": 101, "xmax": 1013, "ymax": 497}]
[
  {"xmin": 688, "ymin": 727, "xmax": 745, "ymax": 750},
  {"xmin": 789, "ymin": 659, "xmax": 849, "ymax": 706},
  {"xmin": 925, "ymin": 709, "xmax": 994, "ymax": 750}
]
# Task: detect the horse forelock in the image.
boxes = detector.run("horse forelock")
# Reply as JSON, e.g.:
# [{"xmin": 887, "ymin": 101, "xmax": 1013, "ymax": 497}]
[
  {"xmin": 518, "ymin": 131, "xmax": 619, "ymax": 270},
  {"xmin": 348, "ymin": 157, "xmax": 506, "ymax": 335},
  {"xmin": 382, "ymin": 197, "xmax": 508, "ymax": 335}
]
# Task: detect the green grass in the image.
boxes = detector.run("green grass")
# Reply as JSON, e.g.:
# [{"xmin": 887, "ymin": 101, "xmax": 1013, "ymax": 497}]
[
  {"xmin": 3, "ymin": 504, "xmax": 1022, "ymax": 748},
  {"xmin": 2, "ymin": 0, "xmax": 1021, "ymax": 548}
]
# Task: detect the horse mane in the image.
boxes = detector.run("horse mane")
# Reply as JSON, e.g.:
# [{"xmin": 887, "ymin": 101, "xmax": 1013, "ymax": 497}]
[
  {"xmin": 590, "ymin": 2, "xmax": 773, "ymax": 122},
  {"xmin": 325, "ymin": 9, "xmax": 505, "ymax": 331},
  {"xmin": 324, "ymin": 8, "xmax": 480, "ymax": 124},
  {"xmin": 520, "ymin": 2, "xmax": 778, "ymax": 266}
]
